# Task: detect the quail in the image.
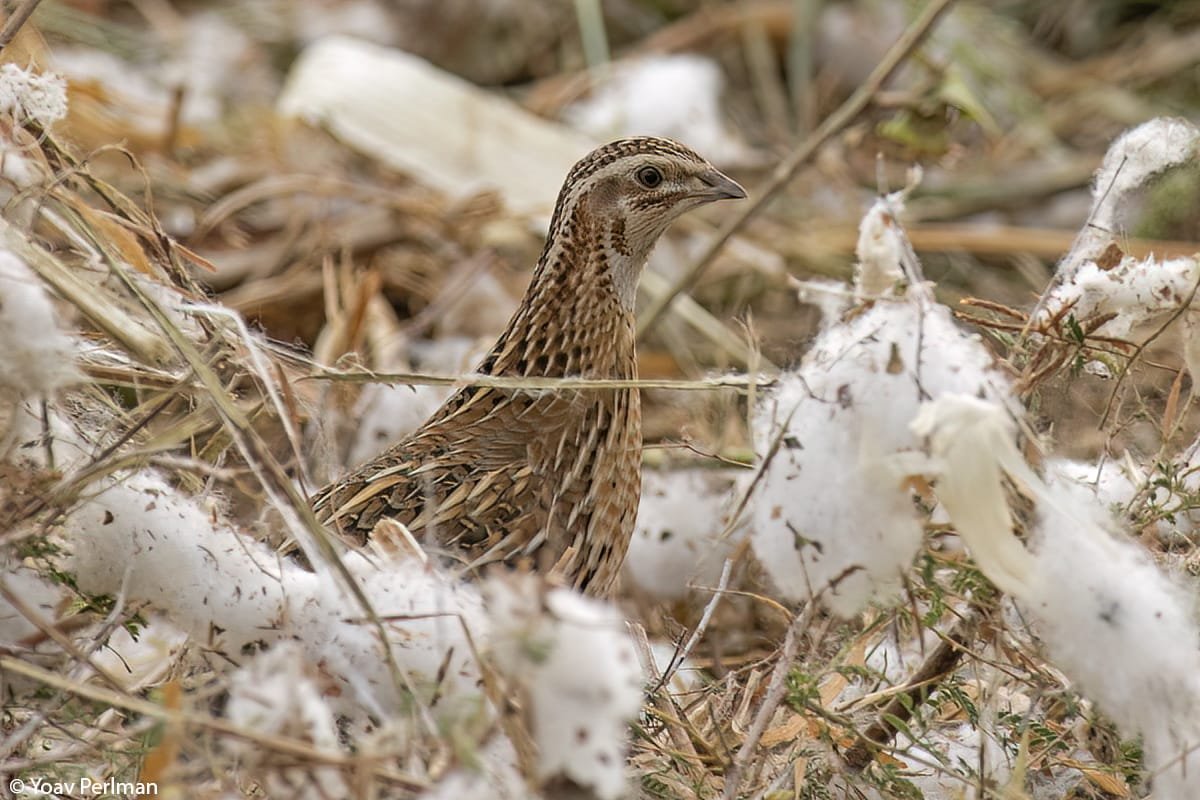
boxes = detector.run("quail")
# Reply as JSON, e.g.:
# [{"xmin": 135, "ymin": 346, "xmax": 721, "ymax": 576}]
[{"xmin": 313, "ymin": 137, "xmax": 746, "ymax": 596}]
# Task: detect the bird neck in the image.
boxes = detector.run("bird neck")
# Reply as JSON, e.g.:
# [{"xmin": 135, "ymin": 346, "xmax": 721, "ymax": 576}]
[{"xmin": 479, "ymin": 201, "xmax": 641, "ymax": 380}]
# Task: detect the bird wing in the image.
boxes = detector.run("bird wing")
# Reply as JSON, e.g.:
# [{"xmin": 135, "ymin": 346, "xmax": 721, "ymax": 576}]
[{"xmin": 311, "ymin": 384, "xmax": 579, "ymax": 557}]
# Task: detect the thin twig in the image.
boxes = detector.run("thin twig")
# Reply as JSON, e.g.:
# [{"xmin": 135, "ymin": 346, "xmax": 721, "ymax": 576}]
[
  {"xmin": 656, "ymin": 397, "xmax": 796, "ymax": 690},
  {"xmin": 0, "ymin": 0, "xmax": 44, "ymax": 53},
  {"xmin": 630, "ymin": 622, "xmax": 707, "ymax": 785},
  {"xmin": 655, "ymin": 552, "xmax": 737, "ymax": 692},
  {"xmin": 0, "ymin": 567, "xmax": 135, "ymax": 761},
  {"xmin": 721, "ymin": 602, "xmax": 814, "ymax": 800},
  {"xmin": 304, "ymin": 365, "xmax": 774, "ymax": 393},
  {"xmin": 842, "ymin": 612, "xmax": 977, "ymax": 769},
  {"xmin": 2, "ymin": 215, "xmax": 171, "ymax": 364},
  {"xmin": 101, "ymin": 255, "xmax": 435, "ymax": 736},
  {"xmin": 0, "ymin": 579, "xmax": 129, "ymax": 694},
  {"xmin": 636, "ymin": 0, "xmax": 961, "ymax": 338},
  {"xmin": 0, "ymin": 656, "xmax": 431, "ymax": 789},
  {"xmin": 183, "ymin": 303, "xmax": 313, "ymax": 488},
  {"xmin": 1098, "ymin": 271, "xmax": 1200, "ymax": 429}
]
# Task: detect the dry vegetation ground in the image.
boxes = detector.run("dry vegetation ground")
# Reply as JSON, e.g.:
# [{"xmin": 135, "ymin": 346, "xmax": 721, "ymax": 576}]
[{"xmin": 2, "ymin": 1, "xmax": 1200, "ymax": 799}]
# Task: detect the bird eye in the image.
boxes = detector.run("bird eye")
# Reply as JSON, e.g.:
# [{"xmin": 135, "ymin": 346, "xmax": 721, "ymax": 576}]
[{"xmin": 635, "ymin": 166, "xmax": 663, "ymax": 189}]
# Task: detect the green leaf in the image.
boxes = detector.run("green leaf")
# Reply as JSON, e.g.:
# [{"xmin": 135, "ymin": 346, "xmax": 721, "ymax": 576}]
[{"xmin": 938, "ymin": 65, "xmax": 1002, "ymax": 138}]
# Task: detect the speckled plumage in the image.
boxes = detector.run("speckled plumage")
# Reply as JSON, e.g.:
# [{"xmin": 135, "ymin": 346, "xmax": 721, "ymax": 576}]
[{"xmin": 312, "ymin": 137, "xmax": 745, "ymax": 596}]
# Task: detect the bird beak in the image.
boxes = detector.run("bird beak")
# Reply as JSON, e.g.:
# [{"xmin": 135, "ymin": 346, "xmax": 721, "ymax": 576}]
[{"xmin": 694, "ymin": 168, "xmax": 747, "ymax": 201}]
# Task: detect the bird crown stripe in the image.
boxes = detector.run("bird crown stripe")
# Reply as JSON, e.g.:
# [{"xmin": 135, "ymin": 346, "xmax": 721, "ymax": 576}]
[
  {"xmin": 543, "ymin": 137, "xmax": 709, "ymax": 239},
  {"xmin": 563, "ymin": 136, "xmax": 707, "ymax": 189}
]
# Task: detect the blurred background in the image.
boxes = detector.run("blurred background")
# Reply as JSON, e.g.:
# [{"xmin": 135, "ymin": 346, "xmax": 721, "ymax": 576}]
[{"xmin": 5, "ymin": 0, "xmax": 1200, "ymax": 465}]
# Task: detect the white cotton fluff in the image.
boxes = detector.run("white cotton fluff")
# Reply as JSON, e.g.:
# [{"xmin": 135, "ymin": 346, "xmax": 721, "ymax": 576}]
[
  {"xmin": 1171, "ymin": 435, "xmax": 1200, "ymax": 536},
  {"xmin": 1, "ymin": 400, "xmax": 92, "ymax": 482},
  {"xmin": 166, "ymin": 11, "xmax": 260, "ymax": 125},
  {"xmin": 898, "ymin": 722, "xmax": 1013, "ymax": 798},
  {"xmin": 0, "ymin": 139, "xmax": 42, "ymax": 228},
  {"xmin": 62, "ymin": 471, "xmax": 296, "ymax": 653},
  {"xmin": 792, "ymin": 278, "xmax": 854, "ymax": 330},
  {"xmin": 0, "ymin": 561, "xmax": 72, "ymax": 695},
  {"xmin": 347, "ymin": 336, "xmax": 481, "ymax": 464},
  {"xmin": 623, "ymin": 468, "xmax": 745, "ymax": 600},
  {"xmin": 1037, "ymin": 121, "xmax": 1200, "ymax": 379},
  {"xmin": 854, "ymin": 200, "xmax": 912, "ymax": 299},
  {"xmin": 0, "ymin": 250, "xmax": 80, "ymax": 395},
  {"xmin": 347, "ymin": 382, "xmax": 447, "ymax": 464},
  {"xmin": 752, "ymin": 302, "xmax": 1012, "ymax": 616},
  {"xmin": 0, "ymin": 137, "xmax": 37, "ymax": 188},
  {"xmin": 50, "ymin": 48, "xmax": 173, "ymax": 135},
  {"xmin": 1029, "ymin": 480, "xmax": 1200, "ymax": 799},
  {"xmin": 59, "ymin": 469, "xmax": 488, "ymax": 714},
  {"xmin": 1090, "ymin": 117, "xmax": 1199, "ymax": 236},
  {"xmin": 88, "ymin": 617, "xmax": 188, "ymax": 692},
  {"xmin": 419, "ymin": 737, "xmax": 533, "ymax": 800},
  {"xmin": 0, "ymin": 559, "xmax": 70, "ymax": 649},
  {"xmin": 0, "ymin": 64, "xmax": 68, "ymax": 126},
  {"xmin": 830, "ymin": 624, "xmax": 947, "ymax": 712},
  {"xmin": 854, "ymin": 174, "xmax": 925, "ymax": 301},
  {"xmin": 1187, "ymin": 309, "xmax": 1200, "ymax": 394},
  {"xmin": 644, "ymin": 639, "xmax": 703, "ymax": 694},
  {"xmin": 290, "ymin": 0, "xmax": 397, "ymax": 46},
  {"xmin": 486, "ymin": 579, "xmax": 643, "ymax": 800},
  {"xmin": 1050, "ymin": 457, "xmax": 1139, "ymax": 515},
  {"xmin": 295, "ymin": 550, "xmax": 487, "ymax": 713},
  {"xmin": 564, "ymin": 55, "xmax": 752, "ymax": 167},
  {"xmin": 52, "ymin": 14, "xmax": 263, "ymax": 131},
  {"xmin": 225, "ymin": 643, "xmax": 349, "ymax": 800},
  {"xmin": 348, "ymin": 335, "xmax": 482, "ymax": 465},
  {"xmin": 1048, "ymin": 118, "xmax": 1200, "ymax": 300},
  {"xmin": 752, "ymin": 192, "xmax": 1014, "ymax": 616},
  {"xmin": 1051, "ymin": 455, "xmax": 1200, "ymax": 539},
  {"xmin": 910, "ymin": 395, "xmax": 1038, "ymax": 597},
  {"xmin": 912, "ymin": 396, "xmax": 1200, "ymax": 799},
  {"xmin": 1043, "ymin": 254, "xmax": 1200, "ymax": 343}
]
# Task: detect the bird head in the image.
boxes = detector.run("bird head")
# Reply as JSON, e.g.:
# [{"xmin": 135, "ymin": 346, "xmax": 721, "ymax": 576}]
[{"xmin": 544, "ymin": 137, "xmax": 746, "ymax": 309}]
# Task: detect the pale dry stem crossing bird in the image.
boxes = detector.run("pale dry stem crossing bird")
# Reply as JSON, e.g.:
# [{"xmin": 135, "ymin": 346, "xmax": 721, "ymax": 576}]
[{"xmin": 312, "ymin": 137, "xmax": 746, "ymax": 596}]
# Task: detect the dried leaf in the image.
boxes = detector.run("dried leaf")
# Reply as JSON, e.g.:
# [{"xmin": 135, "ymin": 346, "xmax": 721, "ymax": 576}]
[
  {"xmin": 1162, "ymin": 365, "xmax": 1186, "ymax": 435},
  {"xmin": 76, "ymin": 204, "xmax": 157, "ymax": 278},
  {"xmin": 1057, "ymin": 759, "xmax": 1131, "ymax": 797},
  {"xmin": 1095, "ymin": 242, "xmax": 1125, "ymax": 270},
  {"xmin": 138, "ymin": 680, "xmax": 182, "ymax": 790},
  {"xmin": 760, "ymin": 712, "xmax": 812, "ymax": 747}
]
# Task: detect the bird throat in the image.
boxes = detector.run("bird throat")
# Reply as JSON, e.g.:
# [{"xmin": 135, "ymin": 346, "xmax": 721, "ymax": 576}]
[{"xmin": 482, "ymin": 202, "xmax": 641, "ymax": 383}]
